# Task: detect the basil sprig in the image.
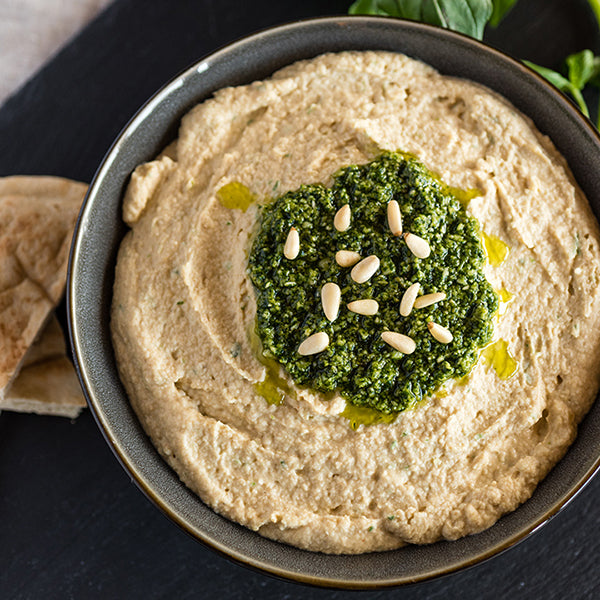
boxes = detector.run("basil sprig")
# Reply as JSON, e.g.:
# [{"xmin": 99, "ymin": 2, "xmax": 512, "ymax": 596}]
[
  {"xmin": 348, "ymin": 0, "xmax": 516, "ymax": 40},
  {"xmin": 526, "ymin": 51, "xmax": 600, "ymax": 128}
]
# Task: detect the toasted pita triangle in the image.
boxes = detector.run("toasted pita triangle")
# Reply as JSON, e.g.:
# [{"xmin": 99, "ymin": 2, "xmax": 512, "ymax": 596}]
[
  {"xmin": 0, "ymin": 176, "xmax": 86, "ymax": 399},
  {"xmin": 1, "ymin": 315, "xmax": 86, "ymax": 418}
]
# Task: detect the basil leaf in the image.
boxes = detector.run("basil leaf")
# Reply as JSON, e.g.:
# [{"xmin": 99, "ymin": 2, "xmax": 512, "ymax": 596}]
[
  {"xmin": 524, "ymin": 60, "xmax": 590, "ymax": 117},
  {"xmin": 489, "ymin": 0, "xmax": 518, "ymax": 27},
  {"xmin": 565, "ymin": 49, "xmax": 600, "ymax": 94},
  {"xmin": 431, "ymin": 0, "xmax": 493, "ymax": 39},
  {"xmin": 524, "ymin": 61, "xmax": 575, "ymax": 93},
  {"xmin": 566, "ymin": 49, "xmax": 597, "ymax": 90},
  {"xmin": 395, "ymin": 0, "xmax": 427, "ymax": 20},
  {"xmin": 348, "ymin": 0, "xmax": 493, "ymax": 40}
]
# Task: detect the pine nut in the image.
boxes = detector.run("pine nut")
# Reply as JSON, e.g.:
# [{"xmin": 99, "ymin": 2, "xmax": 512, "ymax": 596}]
[
  {"xmin": 283, "ymin": 226, "xmax": 299, "ymax": 259},
  {"xmin": 381, "ymin": 331, "xmax": 416, "ymax": 354},
  {"xmin": 298, "ymin": 332, "xmax": 330, "ymax": 355},
  {"xmin": 347, "ymin": 299, "xmax": 379, "ymax": 315},
  {"xmin": 387, "ymin": 200, "xmax": 403, "ymax": 236},
  {"xmin": 414, "ymin": 292, "xmax": 446, "ymax": 309},
  {"xmin": 351, "ymin": 255, "xmax": 380, "ymax": 283},
  {"xmin": 403, "ymin": 232, "xmax": 431, "ymax": 258},
  {"xmin": 321, "ymin": 282, "xmax": 341, "ymax": 322},
  {"xmin": 334, "ymin": 204, "xmax": 351, "ymax": 232},
  {"xmin": 427, "ymin": 322, "xmax": 453, "ymax": 344},
  {"xmin": 335, "ymin": 250, "xmax": 361, "ymax": 267},
  {"xmin": 400, "ymin": 282, "xmax": 420, "ymax": 316}
]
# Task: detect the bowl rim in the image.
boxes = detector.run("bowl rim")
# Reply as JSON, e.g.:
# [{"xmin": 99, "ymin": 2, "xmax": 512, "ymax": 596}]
[{"xmin": 68, "ymin": 14, "xmax": 600, "ymax": 589}]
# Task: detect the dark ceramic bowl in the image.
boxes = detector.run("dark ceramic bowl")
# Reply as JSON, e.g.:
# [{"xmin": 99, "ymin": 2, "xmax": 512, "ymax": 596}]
[{"xmin": 68, "ymin": 16, "xmax": 600, "ymax": 589}]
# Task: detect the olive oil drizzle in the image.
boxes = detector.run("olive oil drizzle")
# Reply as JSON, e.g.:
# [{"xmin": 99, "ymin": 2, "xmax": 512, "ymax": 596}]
[
  {"xmin": 482, "ymin": 232, "xmax": 510, "ymax": 267},
  {"xmin": 253, "ymin": 377, "xmax": 286, "ymax": 406},
  {"xmin": 248, "ymin": 326, "xmax": 296, "ymax": 406},
  {"xmin": 482, "ymin": 339, "xmax": 518, "ymax": 379},
  {"xmin": 341, "ymin": 404, "xmax": 398, "ymax": 429},
  {"xmin": 444, "ymin": 185, "xmax": 481, "ymax": 208},
  {"xmin": 217, "ymin": 181, "xmax": 257, "ymax": 211},
  {"xmin": 497, "ymin": 287, "xmax": 513, "ymax": 303},
  {"xmin": 495, "ymin": 286, "xmax": 513, "ymax": 316},
  {"xmin": 253, "ymin": 356, "xmax": 298, "ymax": 406}
]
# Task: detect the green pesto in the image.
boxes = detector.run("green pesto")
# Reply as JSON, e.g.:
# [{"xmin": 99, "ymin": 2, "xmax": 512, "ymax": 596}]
[{"xmin": 248, "ymin": 151, "xmax": 497, "ymax": 414}]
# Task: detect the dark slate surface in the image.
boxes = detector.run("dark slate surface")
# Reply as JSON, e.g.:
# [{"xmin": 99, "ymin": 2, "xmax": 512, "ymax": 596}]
[{"xmin": 1, "ymin": 0, "xmax": 599, "ymax": 598}]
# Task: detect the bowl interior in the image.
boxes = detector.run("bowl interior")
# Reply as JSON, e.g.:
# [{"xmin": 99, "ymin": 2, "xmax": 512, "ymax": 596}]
[{"xmin": 68, "ymin": 16, "xmax": 600, "ymax": 588}]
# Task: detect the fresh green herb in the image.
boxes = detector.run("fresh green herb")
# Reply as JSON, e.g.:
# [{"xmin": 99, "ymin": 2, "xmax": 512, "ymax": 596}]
[
  {"xmin": 573, "ymin": 232, "xmax": 581, "ymax": 257},
  {"xmin": 176, "ymin": 300, "xmax": 185, "ymax": 305},
  {"xmin": 348, "ymin": 0, "xmax": 519, "ymax": 40},
  {"xmin": 524, "ymin": 56, "xmax": 593, "ymax": 119},
  {"xmin": 368, "ymin": 525, "xmax": 374, "ymax": 531},
  {"xmin": 248, "ymin": 151, "xmax": 497, "ymax": 414},
  {"xmin": 567, "ymin": 50, "xmax": 600, "ymax": 91},
  {"xmin": 526, "ymin": 48, "xmax": 600, "ymax": 127},
  {"xmin": 388, "ymin": 515, "xmax": 395, "ymax": 520}
]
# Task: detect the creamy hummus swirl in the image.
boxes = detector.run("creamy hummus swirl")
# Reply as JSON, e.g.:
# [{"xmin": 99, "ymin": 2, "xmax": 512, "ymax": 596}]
[{"xmin": 111, "ymin": 51, "xmax": 600, "ymax": 554}]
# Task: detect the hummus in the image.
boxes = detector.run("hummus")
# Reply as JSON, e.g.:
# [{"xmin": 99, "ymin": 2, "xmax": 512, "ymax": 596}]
[{"xmin": 111, "ymin": 51, "xmax": 600, "ymax": 554}]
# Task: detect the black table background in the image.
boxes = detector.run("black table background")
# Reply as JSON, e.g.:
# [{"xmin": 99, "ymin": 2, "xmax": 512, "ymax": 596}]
[{"xmin": 1, "ymin": 1, "xmax": 599, "ymax": 598}]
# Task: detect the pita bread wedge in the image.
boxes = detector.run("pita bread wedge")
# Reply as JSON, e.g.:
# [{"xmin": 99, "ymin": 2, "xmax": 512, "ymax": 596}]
[
  {"xmin": 0, "ymin": 176, "xmax": 86, "ymax": 400},
  {"xmin": 1, "ymin": 315, "xmax": 86, "ymax": 418}
]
